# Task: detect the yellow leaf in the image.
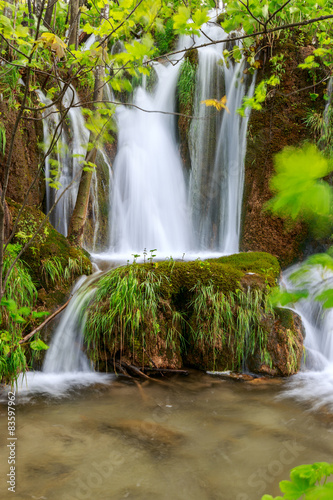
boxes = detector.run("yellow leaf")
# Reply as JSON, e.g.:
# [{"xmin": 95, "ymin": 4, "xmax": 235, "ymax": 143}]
[
  {"xmin": 38, "ymin": 32, "xmax": 67, "ymax": 58},
  {"xmin": 201, "ymin": 95, "xmax": 230, "ymax": 113}
]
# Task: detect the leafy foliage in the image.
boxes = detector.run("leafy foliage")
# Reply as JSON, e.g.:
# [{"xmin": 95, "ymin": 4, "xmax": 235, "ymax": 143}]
[
  {"xmin": 262, "ymin": 462, "xmax": 333, "ymax": 500},
  {"xmin": 266, "ymin": 144, "xmax": 333, "ymax": 236}
]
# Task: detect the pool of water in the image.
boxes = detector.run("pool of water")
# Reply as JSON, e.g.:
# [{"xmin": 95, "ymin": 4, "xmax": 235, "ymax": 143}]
[{"xmin": 0, "ymin": 371, "xmax": 332, "ymax": 500}]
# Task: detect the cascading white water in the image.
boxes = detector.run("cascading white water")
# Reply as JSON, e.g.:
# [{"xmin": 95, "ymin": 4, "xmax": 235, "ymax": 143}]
[
  {"xmin": 56, "ymin": 85, "xmax": 90, "ymax": 236},
  {"xmin": 281, "ymin": 266, "xmax": 333, "ymax": 410},
  {"xmin": 38, "ymin": 84, "xmax": 113, "ymax": 248},
  {"xmin": 13, "ymin": 275, "xmax": 111, "ymax": 398},
  {"xmin": 109, "ymin": 62, "xmax": 190, "ymax": 255},
  {"xmin": 43, "ymin": 276, "xmax": 93, "ymax": 373},
  {"xmin": 36, "ymin": 89, "xmax": 69, "ymax": 229},
  {"xmin": 189, "ymin": 23, "xmax": 256, "ymax": 253}
]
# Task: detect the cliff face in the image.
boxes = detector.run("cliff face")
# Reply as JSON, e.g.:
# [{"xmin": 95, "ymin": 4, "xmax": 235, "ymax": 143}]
[{"xmin": 240, "ymin": 38, "xmax": 326, "ymax": 267}]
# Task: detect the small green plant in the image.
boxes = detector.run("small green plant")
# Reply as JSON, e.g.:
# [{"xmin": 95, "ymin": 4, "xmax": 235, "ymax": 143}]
[
  {"xmin": 155, "ymin": 18, "xmax": 175, "ymax": 55},
  {"xmin": 0, "ymin": 121, "xmax": 6, "ymax": 156},
  {"xmin": 262, "ymin": 462, "xmax": 333, "ymax": 500},
  {"xmin": 270, "ymin": 53, "xmax": 286, "ymax": 80},
  {"xmin": 41, "ymin": 256, "xmax": 64, "ymax": 286},
  {"xmin": 177, "ymin": 58, "xmax": 197, "ymax": 108},
  {"xmin": 304, "ymin": 106, "xmax": 333, "ymax": 158}
]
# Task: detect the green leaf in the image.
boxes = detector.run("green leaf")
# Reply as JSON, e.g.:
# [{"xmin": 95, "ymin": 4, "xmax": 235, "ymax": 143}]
[
  {"xmin": 306, "ymin": 483, "xmax": 333, "ymax": 500},
  {"xmin": 305, "ymin": 253, "xmax": 333, "ymax": 270},
  {"xmin": 30, "ymin": 339, "xmax": 49, "ymax": 351},
  {"xmin": 192, "ymin": 9, "xmax": 209, "ymax": 27},
  {"xmin": 1, "ymin": 298, "xmax": 17, "ymax": 312},
  {"xmin": 32, "ymin": 311, "xmax": 50, "ymax": 319},
  {"xmin": 17, "ymin": 306, "xmax": 31, "ymax": 317},
  {"xmin": 280, "ymin": 477, "xmax": 311, "ymax": 500}
]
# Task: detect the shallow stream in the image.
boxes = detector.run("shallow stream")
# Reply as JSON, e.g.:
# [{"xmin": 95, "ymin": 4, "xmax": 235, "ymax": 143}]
[{"xmin": 1, "ymin": 372, "xmax": 332, "ymax": 500}]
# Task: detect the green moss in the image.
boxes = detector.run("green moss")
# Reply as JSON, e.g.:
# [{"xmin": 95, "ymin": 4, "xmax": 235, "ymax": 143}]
[
  {"xmin": 275, "ymin": 307, "xmax": 294, "ymax": 329},
  {"xmin": 7, "ymin": 199, "xmax": 92, "ymax": 300},
  {"xmin": 207, "ymin": 252, "xmax": 280, "ymax": 286}
]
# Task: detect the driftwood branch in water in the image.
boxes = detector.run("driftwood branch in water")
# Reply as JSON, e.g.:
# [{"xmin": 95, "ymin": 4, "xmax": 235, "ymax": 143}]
[
  {"xmin": 142, "ymin": 367, "xmax": 189, "ymax": 376},
  {"xmin": 115, "ymin": 360, "xmax": 188, "ymax": 380},
  {"xmin": 19, "ymin": 296, "xmax": 72, "ymax": 345},
  {"xmin": 118, "ymin": 361, "xmax": 152, "ymax": 380}
]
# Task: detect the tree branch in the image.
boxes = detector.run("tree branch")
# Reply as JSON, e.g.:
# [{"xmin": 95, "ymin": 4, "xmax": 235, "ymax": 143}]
[{"xmin": 19, "ymin": 296, "xmax": 72, "ymax": 345}]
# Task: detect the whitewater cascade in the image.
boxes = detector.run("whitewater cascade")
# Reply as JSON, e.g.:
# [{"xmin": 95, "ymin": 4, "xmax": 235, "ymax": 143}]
[
  {"xmin": 28, "ymin": 19, "xmax": 257, "ymax": 394},
  {"xmin": 108, "ymin": 23, "xmax": 255, "ymax": 255},
  {"xmin": 37, "ymin": 85, "xmax": 113, "ymax": 248},
  {"xmin": 189, "ymin": 26, "xmax": 255, "ymax": 253},
  {"xmin": 109, "ymin": 62, "xmax": 190, "ymax": 255},
  {"xmin": 282, "ymin": 266, "xmax": 333, "ymax": 410},
  {"xmin": 42, "ymin": 276, "xmax": 93, "ymax": 373}
]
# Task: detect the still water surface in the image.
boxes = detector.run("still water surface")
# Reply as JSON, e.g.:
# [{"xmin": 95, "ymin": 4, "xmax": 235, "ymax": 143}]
[{"xmin": 0, "ymin": 372, "xmax": 332, "ymax": 500}]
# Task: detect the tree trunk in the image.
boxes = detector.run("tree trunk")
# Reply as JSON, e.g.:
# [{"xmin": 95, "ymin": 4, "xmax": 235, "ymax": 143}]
[
  {"xmin": 44, "ymin": 0, "xmax": 56, "ymax": 28},
  {"xmin": 68, "ymin": 0, "xmax": 80, "ymax": 49},
  {"xmin": 67, "ymin": 66, "xmax": 104, "ymax": 246}
]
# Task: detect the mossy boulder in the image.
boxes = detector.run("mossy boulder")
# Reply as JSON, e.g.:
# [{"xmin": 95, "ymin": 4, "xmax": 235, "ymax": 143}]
[
  {"xmin": 84, "ymin": 251, "xmax": 303, "ymax": 376},
  {"xmin": 7, "ymin": 199, "xmax": 92, "ymax": 310}
]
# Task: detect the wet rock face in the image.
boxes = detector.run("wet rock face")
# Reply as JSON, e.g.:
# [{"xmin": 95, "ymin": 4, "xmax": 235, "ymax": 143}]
[
  {"xmin": 247, "ymin": 310, "xmax": 304, "ymax": 377},
  {"xmin": 240, "ymin": 38, "xmax": 326, "ymax": 267}
]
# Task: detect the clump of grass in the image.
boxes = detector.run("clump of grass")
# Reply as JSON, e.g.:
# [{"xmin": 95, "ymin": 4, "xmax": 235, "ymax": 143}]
[
  {"xmin": 41, "ymin": 256, "xmax": 64, "ymax": 286},
  {"xmin": 177, "ymin": 58, "xmax": 197, "ymax": 108},
  {"xmin": 85, "ymin": 265, "xmax": 171, "ymax": 365},
  {"xmin": 155, "ymin": 18, "xmax": 175, "ymax": 55},
  {"xmin": 41, "ymin": 255, "xmax": 86, "ymax": 287},
  {"xmin": 3, "ymin": 244, "xmax": 37, "ymax": 314},
  {"xmin": 190, "ymin": 282, "xmax": 274, "ymax": 370},
  {"xmin": 1, "ymin": 244, "xmax": 38, "ymax": 384},
  {"xmin": 285, "ymin": 328, "xmax": 300, "ymax": 374},
  {"xmin": 304, "ymin": 106, "xmax": 333, "ymax": 158}
]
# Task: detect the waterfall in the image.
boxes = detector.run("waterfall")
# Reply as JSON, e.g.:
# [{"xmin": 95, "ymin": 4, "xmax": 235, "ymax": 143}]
[
  {"xmin": 108, "ymin": 62, "xmax": 190, "ymax": 255},
  {"xmin": 30, "ymin": 15, "xmax": 258, "ymax": 394},
  {"xmin": 107, "ymin": 21, "xmax": 255, "ymax": 256},
  {"xmin": 281, "ymin": 266, "xmax": 333, "ymax": 410},
  {"xmin": 38, "ymin": 85, "xmax": 113, "ymax": 248},
  {"xmin": 36, "ymin": 89, "xmax": 69, "ymax": 229},
  {"xmin": 14, "ymin": 275, "xmax": 111, "ymax": 398},
  {"xmin": 189, "ymin": 24, "xmax": 255, "ymax": 252},
  {"xmin": 43, "ymin": 276, "xmax": 93, "ymax": 373}
]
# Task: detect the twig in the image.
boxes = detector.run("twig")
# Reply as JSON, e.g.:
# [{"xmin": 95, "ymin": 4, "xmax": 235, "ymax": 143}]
[{"xmin": 19, "ymin": 296, "xmax": 72, "ymax": 344}]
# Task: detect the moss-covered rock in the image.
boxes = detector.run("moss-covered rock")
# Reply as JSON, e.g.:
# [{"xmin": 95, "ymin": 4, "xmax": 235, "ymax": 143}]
[
  {"xmin": 84, "ymin": 252, "xmax": 303, "ymax": 376},
  {"xmin": 7, "ymin": 199, "xmax": 92, "ymax": 310}
]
